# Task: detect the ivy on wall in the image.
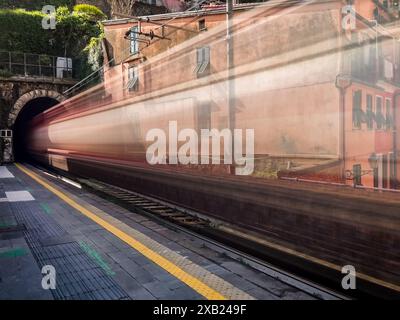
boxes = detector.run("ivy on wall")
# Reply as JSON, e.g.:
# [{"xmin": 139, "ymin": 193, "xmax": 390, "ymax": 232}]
[
  {"xmin": 0, "ymin": 4, "xmax": 105, "ymax": 79},
  {"xmin": 0, "ymin": 9, "xmax": 54, "ymax": 54}
]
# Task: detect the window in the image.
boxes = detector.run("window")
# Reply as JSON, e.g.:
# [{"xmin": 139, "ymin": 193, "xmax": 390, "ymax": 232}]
[
  {"xmin": 352, "ymin": 90, "xmax": 363, "ymax": 129},
  {"xmin": 385, "ymin": 98, "xmax": 392, "ymax": 130},
  {"xmin": 366, "ymin": 94, "xmax": 374, "ymax": 130},
  {"xmin": 353, "ymin": 164, "xmax": 362, "ymax": 186},
  {"xmin": 0, "ymin": 129, "xmax": 12, "ymax": 138},
  {"xmin": 127, "ymin": 66, "xmax": 139, "ymax": 92},
  {"xmin": 130, "ymin": 26, "xmax": 139, "ymax": 54},
  {"xmin": 198, "ymin": 19, "xmax": 206, "ymax": 31},
  {"xmin": 195, "ymin": 46, "xmax": 210, "ymax": 76},
  {"xmin": 375, "ymin": 96, "xmax": 385, "ymax": 130}
]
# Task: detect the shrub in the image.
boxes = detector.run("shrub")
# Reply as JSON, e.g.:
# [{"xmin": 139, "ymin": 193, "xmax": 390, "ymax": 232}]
[{"xmin": 73, "ymin": 4, "xmax": 106, "ymax": 21}]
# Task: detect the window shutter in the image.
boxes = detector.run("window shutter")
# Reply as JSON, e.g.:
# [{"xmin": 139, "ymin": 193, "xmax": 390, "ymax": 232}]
[{"xmin": 198, "ymin": 47, "xmax": 210, "ymax": 74}]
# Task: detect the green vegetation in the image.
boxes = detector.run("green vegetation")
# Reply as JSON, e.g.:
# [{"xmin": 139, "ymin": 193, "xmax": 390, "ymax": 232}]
[
  {"xmin": 0, "ymin": 4, "xmax": 105, "ymax": 79},
  {"xmin": 0, "ymin": 69, "xmax": 13, "ymax": 78},
  {"xmin": 73, "ymin": 4, "xmax": 106, "ymax": 21},
  {"xmin": 84, "ymin": 31, "xmax": 104, "ymax": 72},
  {"xmin": 0, "ymin": 0, "xmax": 73, "ymax": 10}
]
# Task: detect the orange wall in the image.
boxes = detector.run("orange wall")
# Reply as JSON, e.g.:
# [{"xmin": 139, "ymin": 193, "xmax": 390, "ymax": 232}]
[
  {"xmin": 100, "ymin": 0, "xmax": 400, "ymax": 187},
  {"xmin": 102, "ymin": 3, "xmax": 343, "ymax": 158}
]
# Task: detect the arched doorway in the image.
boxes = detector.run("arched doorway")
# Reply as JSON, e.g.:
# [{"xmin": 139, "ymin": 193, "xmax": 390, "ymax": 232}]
[{"xmin": 8, "ymin": 90, "xmax": 65, "ymax": 161}]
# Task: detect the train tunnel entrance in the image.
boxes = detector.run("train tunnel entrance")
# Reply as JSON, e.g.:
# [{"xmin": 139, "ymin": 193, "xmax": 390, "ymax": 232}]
[{"xmin": 13, "ymin": 97, "xmax": 59, "ymax": 161}]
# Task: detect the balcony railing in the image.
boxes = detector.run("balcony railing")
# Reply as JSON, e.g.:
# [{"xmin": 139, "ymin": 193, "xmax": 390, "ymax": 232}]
[{"xmin": 0, "ymin": 51, "xmax": 74, "ymax": 80}]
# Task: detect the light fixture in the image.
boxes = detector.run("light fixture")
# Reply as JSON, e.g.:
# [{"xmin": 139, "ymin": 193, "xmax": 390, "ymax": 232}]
[{"xmin": 368, "ymin": 153, "xmax": 379, "ymax": 170}]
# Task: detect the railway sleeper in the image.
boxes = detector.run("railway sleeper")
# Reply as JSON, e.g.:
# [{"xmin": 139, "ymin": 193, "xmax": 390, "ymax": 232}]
[
  {"xmin": 141, "ymin": 205, "xmax": 169, "ymax": 210},
  {"xmin": 158, "ymin": 212, "xmax": 186, "ymax": 218},
  {"xmin": 138, "ymin": 203, "xmax": 162, "ymax": 208},
  {"xmin": 127, "ymin": 200, "xmax": 153, "ymax": 205},
  {"xmin": 172, "ymin": 216, "xmax": 197, "ymax": 222},
  {"xmin": 111, "ymin": 192, "xmax": 133, "ymax": 197},
  {"xmin": 119, "ymin": 195, "xmax": 141, "ymax": 200},
  {"xmin": 114, "ymin": 193, "xmax": 136, "ymax": 197},
  {"xmin": 153, "ymin": 208, "xmax": 176, "ymax": 213}
]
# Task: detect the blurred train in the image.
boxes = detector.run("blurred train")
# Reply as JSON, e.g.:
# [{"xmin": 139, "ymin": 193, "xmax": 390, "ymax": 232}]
[
  {"xmin": 25, "ymin": 1, "xmax": 400, "ymax": 296},
  {"xmin": 27, "ymin": 1, "xmax": 345, "ymax": 178}
]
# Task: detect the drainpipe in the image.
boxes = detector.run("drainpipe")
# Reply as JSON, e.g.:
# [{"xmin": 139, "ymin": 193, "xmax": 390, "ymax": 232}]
[{"xmin": 335, "ymin": 74, "xmax": 352, "ymax": 183}]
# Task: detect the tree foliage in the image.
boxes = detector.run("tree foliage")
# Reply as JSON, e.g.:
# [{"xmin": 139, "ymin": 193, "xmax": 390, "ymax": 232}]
[{"xmin": 73, "ymin": 4, "xmax": 107, "ymax": 21}]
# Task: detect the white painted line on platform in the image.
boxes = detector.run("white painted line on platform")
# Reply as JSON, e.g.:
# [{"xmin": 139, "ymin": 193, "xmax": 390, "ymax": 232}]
[
  {"xmin": 0, "ymin": 167, "xmax": 14, "ymax": 178},
  {"xmin": 5, "ymin": 191, "xmax": 35, "ymax": 202}
]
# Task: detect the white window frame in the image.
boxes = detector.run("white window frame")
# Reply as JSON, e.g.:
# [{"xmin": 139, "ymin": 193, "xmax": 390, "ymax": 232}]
[{"xmin": 130, "ymin": 26, "xmax": 139, "ymax": 54}]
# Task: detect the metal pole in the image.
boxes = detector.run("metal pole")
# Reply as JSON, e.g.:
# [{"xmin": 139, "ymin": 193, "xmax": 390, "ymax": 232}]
[{"xmin": 226, "ymin": 0, "xmax": 235, "ymax": 174}]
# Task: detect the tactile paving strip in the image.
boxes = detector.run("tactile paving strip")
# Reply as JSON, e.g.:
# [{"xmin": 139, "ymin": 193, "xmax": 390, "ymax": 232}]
[
  {"xmin": 11, "ymin": 202, "xmax": 130, "ymax": 300},
  {"xmin": 75, "ymin": 200, "xmax": 255, "ymax": 300}
]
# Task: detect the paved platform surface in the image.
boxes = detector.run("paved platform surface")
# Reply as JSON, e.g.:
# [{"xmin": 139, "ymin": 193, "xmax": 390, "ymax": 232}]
[{"xmin": 0, "ymin": 164, "xmax": 316, "ymax": 300}]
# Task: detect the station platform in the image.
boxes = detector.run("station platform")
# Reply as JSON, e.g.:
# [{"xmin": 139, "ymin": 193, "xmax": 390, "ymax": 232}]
[{"xmin": 0, "ymin": 163, "xmax": 321, "ymax": 300}]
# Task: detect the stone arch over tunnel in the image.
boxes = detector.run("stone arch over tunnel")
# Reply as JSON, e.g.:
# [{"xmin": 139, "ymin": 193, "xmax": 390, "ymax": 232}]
[
  {"xmin": 10, "ymin": 90, "xmax": 65, "ymax": 161},
  {"xmin": 8, "ymin": 90, "xmax": 65, "ymax": 127}
]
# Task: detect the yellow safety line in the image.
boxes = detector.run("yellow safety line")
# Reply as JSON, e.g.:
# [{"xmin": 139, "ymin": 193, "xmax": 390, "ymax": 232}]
[{"xmin": 15, "ymin": 163, "xmax": 227, "ymax": 300}]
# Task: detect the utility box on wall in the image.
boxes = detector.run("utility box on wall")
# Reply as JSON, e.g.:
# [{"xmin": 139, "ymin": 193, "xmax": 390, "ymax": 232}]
[{"xmin": 0, "ymin": 129, "xmax": 13, "ymax": 164}]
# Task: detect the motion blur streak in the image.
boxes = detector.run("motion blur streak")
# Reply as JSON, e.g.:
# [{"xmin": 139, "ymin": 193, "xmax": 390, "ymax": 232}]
[{"xmin": 24, "ymin": 0, "xmax": 400, "ymax": 296}]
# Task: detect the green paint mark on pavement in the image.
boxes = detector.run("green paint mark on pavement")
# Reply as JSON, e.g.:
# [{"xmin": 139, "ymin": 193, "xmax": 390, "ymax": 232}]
[
  {"xmin": 79, "ymin": 240, "xmax": 115, "ymax": 276},
  {"xmin": 0, "ymin": 221, "xmax": 17, "ymax": 228},
  {"xmin": 0, "ymin": 247, "xmax": 27, "ymax": 259},
  {"xmin": 40, "ymin": 202, "xmax": 52, "ymax": 215}
]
